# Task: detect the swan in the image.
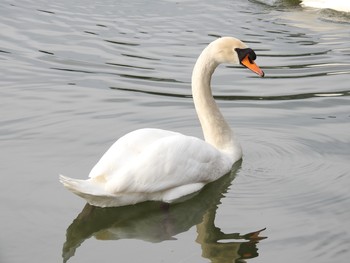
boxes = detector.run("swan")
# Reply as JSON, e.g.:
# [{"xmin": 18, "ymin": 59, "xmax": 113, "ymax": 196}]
[
  {"xmin": 60, "ymin": 37, "xmax": 264, "ymax": 207},
  {"xmin": 301, "ymin": 0, "xmax": 350, "ymax": 12}
]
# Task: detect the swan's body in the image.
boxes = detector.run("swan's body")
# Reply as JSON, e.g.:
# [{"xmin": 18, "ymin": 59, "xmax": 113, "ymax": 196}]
[
  {"xmin": 60, "ymin": 37, "xmax": 264, "ymax": 207},
  {"xmin": 301, "ymin": 0, "xmax": 350, "ymax": 12}
]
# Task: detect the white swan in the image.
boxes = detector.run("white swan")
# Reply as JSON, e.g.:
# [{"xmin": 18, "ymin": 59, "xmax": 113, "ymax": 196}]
[
  {"xmin": 60, "ymin": 37, "xmax": 264, "ymax": 207},
  {"xmin": 301, "ymin": 0, "xmax": 350, "ymax": 12}
]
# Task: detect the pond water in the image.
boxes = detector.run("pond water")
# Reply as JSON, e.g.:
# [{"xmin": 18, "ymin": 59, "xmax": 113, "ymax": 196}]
[{"xmin": 1, "ymin": 0, "xmax": 350, "ymax": 262}]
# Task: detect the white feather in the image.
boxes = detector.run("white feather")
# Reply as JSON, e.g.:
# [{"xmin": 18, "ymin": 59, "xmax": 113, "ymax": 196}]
[{"xmin": 301, "ymin": 0, "xmax": 350, "ymax": 12}]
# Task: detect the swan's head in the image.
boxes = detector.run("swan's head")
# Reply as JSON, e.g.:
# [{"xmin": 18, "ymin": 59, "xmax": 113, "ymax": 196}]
[{"xmin": 209, "ymin": 37, "xmax": 264, "ymax": 77}]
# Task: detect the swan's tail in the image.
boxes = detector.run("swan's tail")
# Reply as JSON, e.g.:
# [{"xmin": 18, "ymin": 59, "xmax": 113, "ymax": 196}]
[
  {"xmin": 59, "ymin": 175, "xmax": 113, "ymax": 207},
  {"xmin": 59, "ymin": 175, "xmax": 104, "ymax": 195},
  {"xmin": 59, "ymin": 175, "xmax": 145, "ymax": 207}
]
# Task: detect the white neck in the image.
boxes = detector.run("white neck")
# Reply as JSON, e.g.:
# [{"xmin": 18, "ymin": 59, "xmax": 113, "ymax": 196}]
[{"xmin": 191, "ymin": 44, "xmax": 241, "ymax": 159}]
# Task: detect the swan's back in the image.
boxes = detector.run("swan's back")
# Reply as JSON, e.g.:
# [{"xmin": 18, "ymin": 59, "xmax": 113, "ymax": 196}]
[
  {"xmin": 61, "ymin": 128, "xmax": 233, "ymax": 207},
  {"xmin": 91, "ymin": 128, "xmax": 232, "ymax": 192},
  {"xmin": 88, "ymin": 128, "xmax": 180, "ymax": 180}
]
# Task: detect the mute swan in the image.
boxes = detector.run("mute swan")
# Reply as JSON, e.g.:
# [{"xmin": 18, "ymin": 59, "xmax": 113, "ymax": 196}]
[
  {"xmin": 60, "ymin": 37, "xmax": 264, "ymax": 207},
  {"xmin": 301, "ymin": 0, "xmax": 350, "ymax": 12}
]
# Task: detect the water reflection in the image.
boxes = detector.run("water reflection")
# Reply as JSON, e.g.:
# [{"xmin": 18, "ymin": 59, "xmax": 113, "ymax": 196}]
[{"xmin": 62, "ymin": 161, "xmax": 266, "ymax": 263}]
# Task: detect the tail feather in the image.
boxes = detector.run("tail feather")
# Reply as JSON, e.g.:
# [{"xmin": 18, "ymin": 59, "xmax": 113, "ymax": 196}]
[
  {"xmin": 59, "ymin": 174, "xmax": 109, "ymax": 198},
  {"xmin": 59, "ymin": 175, "xmax": 142, "ymax": 207},
  {"xmin": 60, "ymin": 175, "xmax": 101, "ymax": 194}
]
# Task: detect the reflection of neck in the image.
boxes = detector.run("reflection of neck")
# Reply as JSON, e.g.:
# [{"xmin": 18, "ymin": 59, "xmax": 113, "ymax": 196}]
[
  {"xmin": 191, "ymin": 46, "xmax": 241, "ymax": 160},
  {"xmin": 196, "ymin": 208, "xmax": 241, "ymax": 263},
  {"xmin": 196, "ymin": 204, "xmax": 265, "ymax": 263},
  {"xmin": 194, "ymin": 165, "xmax": 247, "ymax": 263}
]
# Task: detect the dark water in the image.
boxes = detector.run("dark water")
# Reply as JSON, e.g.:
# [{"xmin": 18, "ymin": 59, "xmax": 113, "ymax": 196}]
[{"xmin": 1, "ymin": 0, "xmax": 350, "ymax": 262}]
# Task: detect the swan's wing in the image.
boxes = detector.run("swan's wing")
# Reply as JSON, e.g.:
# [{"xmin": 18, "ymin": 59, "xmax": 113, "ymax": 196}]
[
  {"xmin": 104, "ymin": 133, "xmax": 231, "ymax": 194},
  {"xmin": 88, "ymin": 128, "xmax": 183, "ymax": 180}
]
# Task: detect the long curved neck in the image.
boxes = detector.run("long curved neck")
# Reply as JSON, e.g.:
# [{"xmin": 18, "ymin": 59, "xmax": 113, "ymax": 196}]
[{"xmin": 191, "ymin": 46, "xmax": 241, "ymax": 158}]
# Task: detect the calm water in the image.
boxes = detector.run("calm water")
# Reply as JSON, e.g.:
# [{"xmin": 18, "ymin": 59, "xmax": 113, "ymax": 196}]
[{"xmin": 1, "ymin": 0, "xmax": 350, "ymax": 262}]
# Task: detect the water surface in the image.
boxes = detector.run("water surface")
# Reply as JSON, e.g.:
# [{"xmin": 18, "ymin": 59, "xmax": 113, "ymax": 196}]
[{"xmin": 1, "ymin": 0, "xmax": 350, "ymax": 262}]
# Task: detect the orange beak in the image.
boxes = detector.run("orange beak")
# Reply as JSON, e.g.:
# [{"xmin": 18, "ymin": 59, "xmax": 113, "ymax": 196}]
[{"xmin": 241, "ymin": 55, "xmax": 265, "ymax": 77}]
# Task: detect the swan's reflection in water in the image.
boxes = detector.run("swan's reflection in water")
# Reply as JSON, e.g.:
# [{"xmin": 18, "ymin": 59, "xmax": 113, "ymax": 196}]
[{"xmin": 63, "ymin": 161, "xmax": 266, "ymax": 262}]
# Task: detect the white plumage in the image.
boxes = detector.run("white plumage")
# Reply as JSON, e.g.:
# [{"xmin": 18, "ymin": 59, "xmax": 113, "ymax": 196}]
[
  {"xmin": 301, "ymin": 0, "xmax": 350, "ymax": 12},
  {"xmin": 60, "ymin": 37, "xmax": 264, "ymax": 207}
]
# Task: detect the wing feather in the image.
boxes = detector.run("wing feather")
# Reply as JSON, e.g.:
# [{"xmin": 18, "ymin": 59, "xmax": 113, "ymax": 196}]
[
  {"xmin": 88, "ymin": 128, "xmax": 180, "ymax": 179},
  {"xmin": 104, "ymin": 133, "xmax": 230, "ymax": 194}
]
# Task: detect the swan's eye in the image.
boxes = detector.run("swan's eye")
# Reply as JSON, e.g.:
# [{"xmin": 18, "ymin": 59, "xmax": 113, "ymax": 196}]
[
  {"xmin": 235, "ymin": 48, "xmax": 257, "ymax": 64},
  {"xmin": 248, "ymin": 50, "xmax": 256, "ymax": 62}
]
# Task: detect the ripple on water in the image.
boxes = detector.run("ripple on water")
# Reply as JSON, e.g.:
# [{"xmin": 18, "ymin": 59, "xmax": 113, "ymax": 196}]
[
  {"xmin": 227, "ymin": 125, "xmax": 350, "ymax": 216},
  {"xmin": 223, "ymin": 121, "xmax": 350, "ymax": 259}
]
